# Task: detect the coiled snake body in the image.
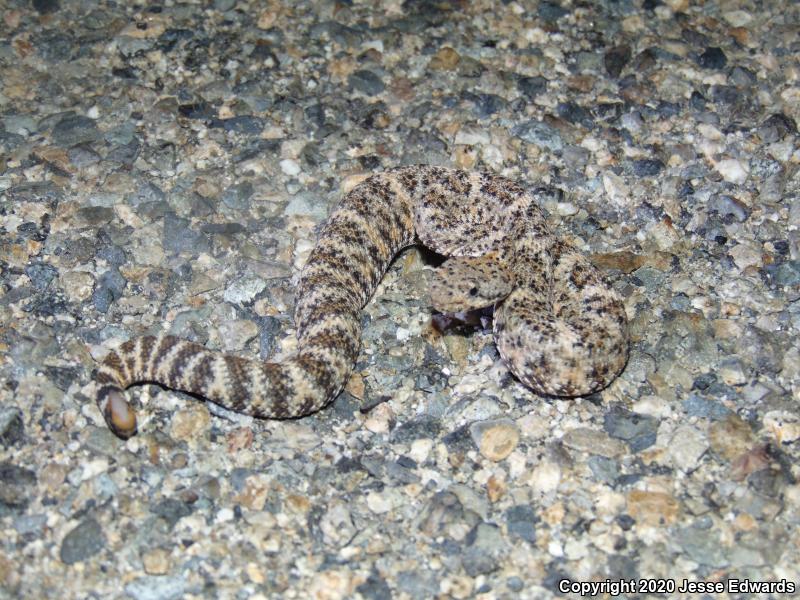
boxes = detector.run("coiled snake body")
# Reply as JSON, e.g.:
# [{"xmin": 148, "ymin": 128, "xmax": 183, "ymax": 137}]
[{"xmin": 94, "ymin": 166, "xmax": 629, "ymax": 438}]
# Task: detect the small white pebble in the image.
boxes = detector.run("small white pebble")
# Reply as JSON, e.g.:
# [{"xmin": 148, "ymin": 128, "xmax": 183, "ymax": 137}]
[
  {"xmin": 715, "ymin": 158, "xmax": 749, "ymax": 184},
  {"xmin": 279, "ymin": 159, "xmax": 301, "ymax": 176}
]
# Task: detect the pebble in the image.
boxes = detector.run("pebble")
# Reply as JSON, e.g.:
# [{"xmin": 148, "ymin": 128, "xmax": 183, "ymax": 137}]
[
  {"xmin": 763, "ymin": 411, "xmax": 800, "ymax": 444},
  {"xmin": 169, "ymin": 405, "xmax": 211, "ymax": 441},
  {"xmin": 709, "ymin": 415, "xmax": 755, "ymax": 461},
  {"xmin": 626, "ymin": 490, "xmax": 680, "ymax": 526},
  {"xmin": 603, "ymin": 406, "xmax": 659, "ymax": 452},
  {"xmin": 665, "ymin": 425, "xmax": 709, "ymax": 470},
  {"xmin": 428, "ymin": 47, "xmax": 460, "ymax": 71},
  {"xmin": 92, "ymin": 268, "xmax": 126, "ymax": 313},
  {"xmin": 511, "ymin": 120, "xmax": 563, "ymax": 152},
  {"xmin": 696, "ymin": 47, "xmax": 727, "ymax": 69},
  {"xmin": 631, "ymin": 159, "xmax": 665, "ymax": 177},
  {"xmin": 469, "ymin": 419, "xmax": 520, "ymax": 461},
  {"xmin": 561, "ymin": 427, "xmax": 626, "ymax": 458},
  {"xmin": 348, "ymin": 70, "xmax": 385, "ymax": 95},
  {"xmin": 51, "ymin": 114, "xmax": 101, "ymax": 147},
  {"xmin": 714, "ymin": 158, "xmax": 749, "ymax": 184},
  {"xmin": 517, "ymin": 75, "xmax": 547, "ymax": 98},
  {"xmin": 604, "ymin": 45, "xmax": 631, "ymax": 78},
  {"xmin": 279, "ymin": 159, "xmax": 301, "ymax": 176},
  {"xmin": 59, "ymin": 518, "xmax": 106, "ymax": 564},
  {"xmin": 125, "ymin": 576, "xmax": 186, "ymax": 600},
  {"xmin": 0, "ymin": 408, "xmax": 24, "ymax": 447}
]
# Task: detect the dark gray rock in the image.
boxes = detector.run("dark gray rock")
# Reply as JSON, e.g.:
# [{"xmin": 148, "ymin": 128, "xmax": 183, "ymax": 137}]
[
  {"xmin": 631, "ymin": 159, "xmax": 665, "ymax": 177},
  {"xmin": 0, "ymin": 408, "xmax": 24, "ymax": 447},
  {"xmin": 33, "ymin": 0, "xmax": 60, "ymax": 14},
  {"xmin": 462, "ymin": 523, "xmax": 504, "ymax": 576},
  {"xmin": 697, "ymin": 47, "xmax": 727, "ymax": 70},
  {"xmin": 209, "ymin": 116, "xmax": 265, "ymax": 135},
  {"xmin": 765, "ymin": 260, "xmax": 800, "ymax": 286},
  {"xmin": 676, "ymin": 525, "xmax": 727, "ymax": 567},
  {"xmin": 759, "ymin": 113, "xmax": 797, "ymax": 143},
  {"xmin": 682, "ymin": 395, "xmax": 732, "ymax": 420},
  {"xmin": 538, "ymin": 1, "xmax": 569, "ymax": 21},
  {"xmin": 348, "ymin": 70, "xmax": 385, "ymax": 95},
  {"xmin": 397, "ymin": 570, "xmax": 439, "ymax": 598},
  {"xmin": 588, "ymin": 455, "xmax": 619, "ymax": 483},
  {"xmin": 59, "ymin": 518, "xmax": 106, "ymax": 564},
  {"xmin": 222, "ymin": 181, "xmax": 254, "ymax": 210},
  {"xmin": 163, "ymin": 213, "xmax": 210, "ymax": 255},
  {"xmin": 356, "ymin": 572, "xmax": 392, "ymax": 600},
  {"xmin": 603, "ymin": 406, "xmax": 659, "ymax": 452},
  {"xmin": 151, "ymin": 498, "xmax": 194, "ymax": 530},
  {"xmin": 557, "ymin": 101, "xmax": 593, "ymax": 128},
  {"xmin": 24, "ymin": 263, "xmax": 58, "ymax": 290},
  {"xmin": 512, "ymin": 120, "xmax": 563, "ymax": 152},
  {"xmin": 505, "ymin": 504, "xmax": 538, "ymax": 543},
  {"xmin": 517, "ymin": 75, "xmax": 547, "ymax": 98},
  {"xmin": 51, "ymin": 115, "xmax": 101, "ymax": 147},
  {"xmin": 604, "ymin": 45, "xmax": 631, "ymax": 78},
  {"xmin": 462, "ymin": 92, "xmax": 506, "ymax": 118},
  {"xmin": 92, "ymin": 268, "xmax": 127, "ymax": 313}
]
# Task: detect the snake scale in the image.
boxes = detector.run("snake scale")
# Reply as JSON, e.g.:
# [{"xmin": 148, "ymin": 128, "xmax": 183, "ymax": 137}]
[{"xmin": 93, "ymin": 166, "xmax": 629, "ymax": 439}]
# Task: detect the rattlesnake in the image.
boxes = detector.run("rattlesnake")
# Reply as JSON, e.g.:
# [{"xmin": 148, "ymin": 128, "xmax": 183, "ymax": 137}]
[{"xmin": 93, "ymin": 166, "xmax": 629, "ymax": 439}]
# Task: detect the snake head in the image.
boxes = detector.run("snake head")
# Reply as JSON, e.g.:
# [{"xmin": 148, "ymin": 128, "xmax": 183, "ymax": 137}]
[{"xmin": 429, "ymin": 255, "xmax": 514, "ymax": 313}]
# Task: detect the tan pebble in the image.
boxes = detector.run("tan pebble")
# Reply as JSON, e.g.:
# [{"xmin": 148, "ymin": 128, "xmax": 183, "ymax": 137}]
[
  {"xmin": 763, "ymin": 410, "xmax": 800, "ymax": 444},
  {"xmin": 60, "ymin": 271, "xmax": 94, "ymax": 302},
  {"xmin": 246, "ymin": 562, "xmax": 266, "ymax": 584},
  {"xmin": 428, "ymin": 47, "xmax": 461, "ymax": 70},
  {"xmin": 590, "ymin": 250, "xmax": 645, "ymax": 273},
  {"xmin": 562, "ymin": 427, "xmax": 626, "ymax": 458},
  {"xmin": 226, "ymin": 426, "xmax": 254, "ymax": 453},
  {"xmin": 486, "ymin": 474, "xmax": 506, "ymax": 502},
  {"xmin": 4, "ymin": 10, "xmax": 22, "ymax": 28},
  {"xmin": 390, "ymin": 76, "xmax": 415, "ymax": 101},
  {"xmin": 344, "ymin": 373, "xmax": 365, "ymax": 400},
  {"xmin": 40, "ymin": 463, "xmax": 68, "ymax": 491},
  {"xmin": 530, "ymin": 460, "xmax": 561, "ymax": 495},
  {"xmin": 626, "ymin": 490, "xmax": 680, "ymax": 526},
  {"xmin": 732, "ymin": 512, "xmax": 757, "ymax": 532},
  {"xmin": 567, "ymin": 75, "xmax": 594, "ymax": 92},
  {"xmin": 33, "ymin": 146, "xmax": 73, "ymax": 174},
  {"xmin": 327, "ymin": 56, "xmax": 357, "ymax": 79},
  {"xmin": 476, "ymin": 421, "xmax": 520, "ymax": 461},
  {"xmin": 454, "ymin": 145, "xmax": 477, "ymax": 169},
  {"xmin": 728, "ymin": 26, "xmax": 750, "ymax": 46},
  {"xmin": 709, "ymin": 414, "xmax": 755, "ymax": 461},
  {"xmin": 234, "ymin": 476, "xmax": 269, "ymax": 511},
  {"xmin": 257, "ymin": 10, "xmax": 278, "ymax": 29},
  {"xmin": 442, "ymin": 333, "xmax": 469, "ymax": 367},
  {"xmin": 364, "ymin": 402, "xmax": 394, "ymax": 434},
  {"xmin": 729, "ymin": 444, "xmax": 771, "ymax": 481},
  {"xmin": 442, "ymin": 574, "xmax": 473, "ymax": 599},
  {"xmin": 169, "ymin": 405, "xmax": 211, "ymax": 441},
  {"xmin": 541, "ymin": 501, "xmax": 565, "ymax": 525},
  {"xmin": 308, "ymin": 569, "xmax": 353, "ymax": 600},
  {"xmin": 142, "ymin": 548, "xmax": 170, "ymax": 575}
]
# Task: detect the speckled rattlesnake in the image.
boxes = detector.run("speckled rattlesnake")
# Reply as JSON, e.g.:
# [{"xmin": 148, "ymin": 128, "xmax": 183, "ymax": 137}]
[{"xmin": 93, "ymin": 166, "xmax": 629, "ymax": 438}]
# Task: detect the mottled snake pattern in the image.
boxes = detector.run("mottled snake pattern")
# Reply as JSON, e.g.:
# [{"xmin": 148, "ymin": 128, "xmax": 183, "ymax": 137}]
[{"xmin": 94, "ymin": 166, "xmax": 629, "ymax": 438}]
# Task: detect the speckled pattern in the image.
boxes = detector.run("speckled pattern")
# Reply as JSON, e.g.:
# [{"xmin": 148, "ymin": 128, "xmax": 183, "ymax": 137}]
[{"xmin": 94, "ymin": 166, "xmax": 629, "ymax": 438}]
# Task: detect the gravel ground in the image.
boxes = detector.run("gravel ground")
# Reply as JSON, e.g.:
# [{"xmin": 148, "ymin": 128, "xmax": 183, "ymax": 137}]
[{"xmin": 1, "ymin": 1, "xmax": 799, "ymax": 598}]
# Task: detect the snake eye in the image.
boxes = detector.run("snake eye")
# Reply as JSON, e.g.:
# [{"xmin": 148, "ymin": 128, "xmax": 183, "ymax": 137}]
[{"xmin": 469, "ymin": 286, "xmax": 479, "ymax": 296}]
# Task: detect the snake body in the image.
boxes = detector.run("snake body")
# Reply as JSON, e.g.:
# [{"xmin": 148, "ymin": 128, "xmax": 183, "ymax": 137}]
[{"xmin": 94, "ymin": 166, "xmax": 629, "ymax": 438}]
